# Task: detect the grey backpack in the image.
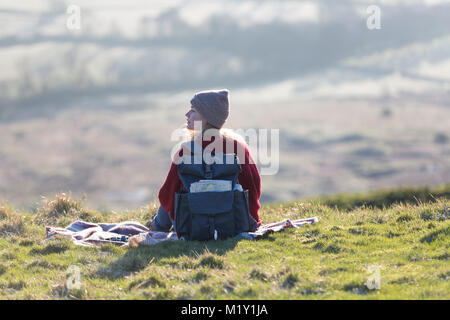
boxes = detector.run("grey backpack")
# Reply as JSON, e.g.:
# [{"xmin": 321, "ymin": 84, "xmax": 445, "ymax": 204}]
[{"xmin": 174, "ymin": 151, "xmax": 258, "ymax": 241}]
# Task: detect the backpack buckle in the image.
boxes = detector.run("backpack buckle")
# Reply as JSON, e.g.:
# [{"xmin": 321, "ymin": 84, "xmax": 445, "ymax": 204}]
[{"xmin": 204, "ymin": 164, "xmax": 213, "ymax": 179}]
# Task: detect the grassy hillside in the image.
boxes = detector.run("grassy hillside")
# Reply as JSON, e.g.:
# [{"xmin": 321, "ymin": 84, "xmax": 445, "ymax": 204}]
[{"xmin": 0, "ymin": 185, "xmax": 449, "ymax": 299}]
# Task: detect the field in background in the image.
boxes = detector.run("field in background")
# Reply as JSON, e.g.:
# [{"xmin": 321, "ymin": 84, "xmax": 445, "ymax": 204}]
[
  {"xmin": 1, "ymin": 94, "xmax": 449, "ymax": 211},
  {"xmin": 0, "ymin": 185, "xmax": 448, "ymax": 299}
]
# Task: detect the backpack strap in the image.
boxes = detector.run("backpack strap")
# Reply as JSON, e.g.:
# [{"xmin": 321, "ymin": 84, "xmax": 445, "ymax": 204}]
[{"xmin": 177, "ymin": 141, "xmax": 242, "ymax": 192}]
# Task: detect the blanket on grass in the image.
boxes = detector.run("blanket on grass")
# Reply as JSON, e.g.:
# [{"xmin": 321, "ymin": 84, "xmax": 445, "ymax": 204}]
[{"xmin": 45, "ymin": 217, "xmax": 318, "ymax": 247}]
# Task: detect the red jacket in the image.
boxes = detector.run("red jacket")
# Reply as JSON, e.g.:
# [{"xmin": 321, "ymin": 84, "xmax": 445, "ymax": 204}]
[{"xmin": 158, "ymin": 136, "xmax": 262, "ymax": 226}]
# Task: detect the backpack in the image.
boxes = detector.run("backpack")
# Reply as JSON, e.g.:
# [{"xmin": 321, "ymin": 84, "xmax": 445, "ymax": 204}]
[{"xmin": 173, "ymin": 148, "xmax": 258, "ymax": 241}]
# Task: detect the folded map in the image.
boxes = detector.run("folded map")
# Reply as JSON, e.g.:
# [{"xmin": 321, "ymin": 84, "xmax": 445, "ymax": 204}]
[{"xmin": 190, "ymin": 180, "xmax": 232, "ymax": 193}]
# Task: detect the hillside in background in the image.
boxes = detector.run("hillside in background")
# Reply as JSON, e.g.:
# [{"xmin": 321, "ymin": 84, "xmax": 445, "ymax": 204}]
[{"xmin": 1, "ymin": 94, "xmax": 449, "ymax": 211}]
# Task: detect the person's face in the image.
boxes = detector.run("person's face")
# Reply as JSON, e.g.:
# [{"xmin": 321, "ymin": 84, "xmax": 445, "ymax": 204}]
[{"xmin": 185, "ymin": 107, "xmax": 206, "ymax": 130}]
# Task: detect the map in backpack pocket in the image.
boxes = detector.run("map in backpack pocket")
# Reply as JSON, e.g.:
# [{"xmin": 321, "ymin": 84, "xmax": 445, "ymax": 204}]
[{"xmin": 190, "ymin": 180, "xmax": 232, "ymax": 193}]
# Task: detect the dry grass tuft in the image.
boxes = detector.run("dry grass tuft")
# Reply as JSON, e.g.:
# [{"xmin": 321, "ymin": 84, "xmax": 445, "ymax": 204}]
[
  {"xmin": 0, "ymin": 201, "xmax": 14, "ymax": 220},
  {"xmin": 0, "ymin": 215, "xmax": 25, "ymax": 237},
  {"xmin": 33, "ymin": 193, "xmax": 100, "ymax": 226}
]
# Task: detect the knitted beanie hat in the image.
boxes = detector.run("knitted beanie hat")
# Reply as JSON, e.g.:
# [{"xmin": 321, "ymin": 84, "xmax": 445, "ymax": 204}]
[{"xmin": 190, "ymin": 89, "xmax": 230, "ymax": 129}]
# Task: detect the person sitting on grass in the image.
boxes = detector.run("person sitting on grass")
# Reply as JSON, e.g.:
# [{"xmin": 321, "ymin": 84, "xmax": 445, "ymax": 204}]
[{"xmin": 146, "ymin": 89, "xmax": 262, "ymax": 233}]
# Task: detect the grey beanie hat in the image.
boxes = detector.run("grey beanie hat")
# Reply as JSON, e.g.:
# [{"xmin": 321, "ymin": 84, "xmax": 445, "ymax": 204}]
[{"xmin": 190, "ymin": 89, "xmax": 230, "ymax": 129}]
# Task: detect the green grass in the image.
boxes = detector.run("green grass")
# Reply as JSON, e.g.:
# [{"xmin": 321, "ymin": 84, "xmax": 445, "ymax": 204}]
[
  {"xmin": 306, "ymin": 184, "xmax": 450, "ymax": 211},
  {"xmin": 0, "ymin": 186, "xmax": 449, "ymax": 299}
]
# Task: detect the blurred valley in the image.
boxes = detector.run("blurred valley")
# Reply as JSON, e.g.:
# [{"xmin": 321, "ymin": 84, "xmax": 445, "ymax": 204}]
[{"xmin": 0, "ymin": 0, "xmax": 449, "ymax": 211}]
